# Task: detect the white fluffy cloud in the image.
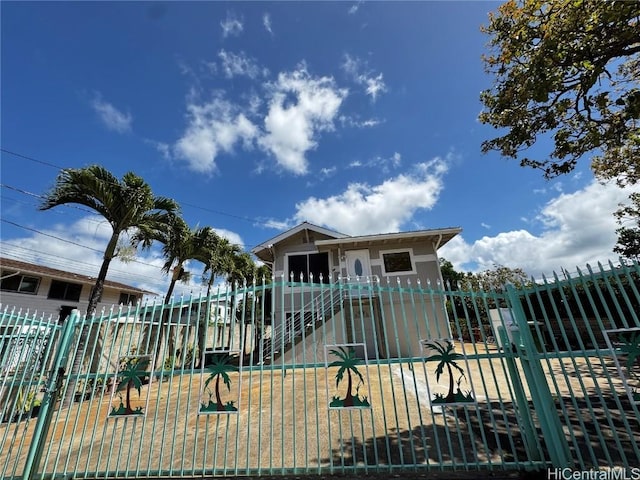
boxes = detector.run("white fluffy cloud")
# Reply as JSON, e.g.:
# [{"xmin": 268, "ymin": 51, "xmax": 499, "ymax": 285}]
[
  {"xmin": 439, "ymin": 181, "xmax": 639, "ymax": 277},
  {"xmin": 172, "ymin": 66, "xmax": 347, "ymax": 175},
  {"xmin": 212, "ymin": 228, "xmax": 244, "ymax": 248},
  {"xmin": 221, "ymin": 12, "xmax": 243, "ymax": 38},
  {"xmin": 90, "ymin": 95, "xmax": 132, "ymax": 133},
  {"xmin": 174, "ymin": 96, "xmax": 258, "ymax": 173},
  {"xmin": 218, "ymin": 50, "xmax": 262, "ymax": 79},
  {"xmin": 259, "ymin": 67, "xmax": 348, "ymax": 174},
  {"xmin": 293, "ymin": 158, "xmax": 449, "ymax": 235},
  {"xmin": 171, "ymin": 64, "xmax": 348, "ymax": 175},
  {"xmin": 342, "ymin": 54, "xmax": 387, "ymax": 101}
]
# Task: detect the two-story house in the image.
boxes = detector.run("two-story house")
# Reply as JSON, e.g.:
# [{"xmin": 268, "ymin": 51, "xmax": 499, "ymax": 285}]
[{"xmin": 251, "ymin": 222, "xmax": 461, "ymax": 363}]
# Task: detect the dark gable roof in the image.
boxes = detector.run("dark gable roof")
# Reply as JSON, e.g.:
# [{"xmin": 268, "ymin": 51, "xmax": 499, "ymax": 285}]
[{"xmin": 0, "ymin": 257, "xmax": 150, "ymax": 294}]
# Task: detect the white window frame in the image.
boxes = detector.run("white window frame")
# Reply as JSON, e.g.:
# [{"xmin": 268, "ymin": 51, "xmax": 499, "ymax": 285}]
[{"xmin": 380, "ymin": 248, "xmax": 416, "ymax": 276}]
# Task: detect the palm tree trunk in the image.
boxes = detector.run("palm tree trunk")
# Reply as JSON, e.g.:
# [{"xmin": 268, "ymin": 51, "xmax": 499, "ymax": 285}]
[
  {"xmin": 125, "ymin": 380, "xmax": 133, "ymax": 415},
  {"xmin": 242, "ymin": 321, "xmax": 249, "ymax": 357},
  {"xmin": 445, "ymin": 364, "xmax": 455, "ymax": 403},
  {"xmin": 86, "ymin": 239, "xmax": 119, "ymax": 373},
  {"xmin": 61, "ymin": 234, "xmax": 118, "ymax": 408},
  {"xmin": 196, "ymin": 314, "xmax": 207, "ymax": 368},
  {"xmin": 344, "ymin": 370, "xmax": 354, "ymax": 407},
  {"xmin": 215, "ymin": 375, "xmax": 224, "ymax": 411},
  {"xmin": 196, "ymin": 281, "xmax": 215, "ymax": 367},
  {"xmin": 154, "ymin": 274, "xmax": 178, "ymax": 368},
  {"xmin": 163, "ymin": 278, "xmax": 178, "ymax": 365},
  {"xmin": 226, "ymin": 293, "xmax": 236, "ymax": 350}
]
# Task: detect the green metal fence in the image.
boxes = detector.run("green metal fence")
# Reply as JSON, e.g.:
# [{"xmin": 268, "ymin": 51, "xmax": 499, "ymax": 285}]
[{"xmin": 1, "ymin": 260, "xmax": 638, "ymax": 479}]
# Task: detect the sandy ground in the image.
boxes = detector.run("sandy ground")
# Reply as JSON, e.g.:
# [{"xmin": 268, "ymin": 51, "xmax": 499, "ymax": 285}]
[{"xmin": 1, "ymin": 345, "xmax": 638, "ymax": 478}]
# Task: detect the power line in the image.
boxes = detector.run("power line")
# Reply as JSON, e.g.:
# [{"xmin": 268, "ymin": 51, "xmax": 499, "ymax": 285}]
[
  {"xmin": 0, "ymin": 244, "xmax": 170, "ymax": 285},
  {"xmin": 0, "ymin": 219, "xmax": 244, "ymax": 284},
  {"xmin": 1, "ymin": 184, "xmax": 98, "ymax": 215},
  {"xmin": 1, "ymin": 218, "xmax": 104, "ymax": 254},
  {"xmin": 1, "ymin": 218, "xmax": 180, "ymax": 272},
  {"xmin": 1, "ymin": 245, "xmax": 214, "ymax": 297},
  {"xmin": 1, "ymin": 147, "xmax": 270, "ymax": 228},
  {"xmin": 0, "ymin": 148, "xmax": 63, "ymax": 170},
  {"xmin": 1, "ymin": 182, "xmax": 258, "ymax": 249}
]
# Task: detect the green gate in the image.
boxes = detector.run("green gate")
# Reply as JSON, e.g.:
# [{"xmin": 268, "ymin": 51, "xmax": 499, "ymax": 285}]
[{"xmin": 1, "ymin": 260, "xmax": 638, "ymax": 478}]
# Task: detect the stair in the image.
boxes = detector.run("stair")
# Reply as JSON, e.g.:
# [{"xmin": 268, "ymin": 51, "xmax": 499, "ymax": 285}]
[{"xmin": 261, "ymin": 287, "xmax": 342, "ymax": 364}]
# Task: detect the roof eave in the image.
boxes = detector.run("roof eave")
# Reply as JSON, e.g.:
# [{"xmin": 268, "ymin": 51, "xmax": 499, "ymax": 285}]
[
  {"xmin": 251, "ymin": 221, "xmax": 348, "ymax": 259},
  {"xmin": 314, "ymin": 227, "xmax": 462, "ymax": 249}
]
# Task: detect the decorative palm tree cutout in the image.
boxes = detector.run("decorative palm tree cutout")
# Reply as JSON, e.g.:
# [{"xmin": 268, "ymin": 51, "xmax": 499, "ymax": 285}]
[
  {"xmin": 605, "ymin": 328, "xmax": 640, "ymax": 404},
  {"xmin": 326, "ymin": 345, "xmax": 370, "ymax": 409},
  {"xmin": 199, "ymin": 350, "xmax": 240, "ymax": 414},
  {"xmin": 109, "ymin": 355, "xmax": 152, "ymax": 417},
  {"xmin": 422, "ymin": 339, "xmax": 474, "ymax": 405}
]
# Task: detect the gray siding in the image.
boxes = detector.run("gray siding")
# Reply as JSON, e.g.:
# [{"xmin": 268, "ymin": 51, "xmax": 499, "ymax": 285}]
[{"xmin": 269, "ymin": 233, "xmax": 450, "ymax": 362}]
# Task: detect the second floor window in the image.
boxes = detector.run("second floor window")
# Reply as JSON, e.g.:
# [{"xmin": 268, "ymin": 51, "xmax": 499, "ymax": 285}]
[
  {"xmin": 381, "ymin": 250, "xmax": 415, "ymax": 275},
  {"xmin": 48, "ymin": 280, "xmax": 82, "ymax": 302},
  {"xmin": 287, "ymin": 252, "xmax": 329, "ymax": 283}
]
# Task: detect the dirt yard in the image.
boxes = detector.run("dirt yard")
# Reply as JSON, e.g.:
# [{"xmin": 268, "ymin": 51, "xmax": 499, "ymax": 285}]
[{"xmin": 2, "ymin": 347, "xmax": 637, "ymax": 478}]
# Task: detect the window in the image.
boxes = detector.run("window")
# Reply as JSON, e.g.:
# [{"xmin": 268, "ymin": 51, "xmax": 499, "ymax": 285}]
[
  {"xmin": 119, "ymin": 292, "xmax": 139, "ymax": 305},
  {"xmin": 381, "ymin": 250, "xmax": 415, "ymax": 275},
  {"xmin": 0, "ymin": 271, "xmax": 40, "ymax": 294},
  {"xmin": 48, "ymin": 280, "xmax": 82, "ymax": 301},
  {"xmin": 287, "ymin": 252, "xmax": 329, "ymax": 283}
]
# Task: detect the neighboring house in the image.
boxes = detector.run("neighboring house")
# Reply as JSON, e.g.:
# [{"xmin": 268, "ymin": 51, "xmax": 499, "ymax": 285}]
[
  {"xmin": 252, "ymin": 222, "xmax": 461, "ymax": 363},
  {"xmin": 0, "ymin": 257, "xmax": 151, "ymax": 321}
]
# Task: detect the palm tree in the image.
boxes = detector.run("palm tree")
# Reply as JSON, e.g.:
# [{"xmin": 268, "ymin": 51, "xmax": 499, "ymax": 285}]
[
  {"xmin": 423, "ymin": 339, "xmax": 466, "ymax": 403},
  {"xmin": 246, "ymin": 264, "xmax": 272, "ymax": 359},
  {"xmin": 40, "ymin": 165, "xmax": 178, "ymax": 405},
  {"xmin": 328, "ymin": 346, "xmax": 366, "ymax": 407},
  {"xmin": 225, "ymin": 252, "xmax": 261, "ymax": 351},
  {"xmin": 200, "ymin": 234, "xmax": 241, "ymax": 297},
  {"xmin": 190, "ymin": 231, "xmax": 240, "ymax": 365},
  {"xmin": 201, "ymin": 352, "xmax": 238, "ymax": 412},
  {"xmin": 135, "ymin": 217, "xmax": 213, "ymax": 364},
  {"xmin": 111, "ymin": 356, "xmax": 150, "ymax": 415}
]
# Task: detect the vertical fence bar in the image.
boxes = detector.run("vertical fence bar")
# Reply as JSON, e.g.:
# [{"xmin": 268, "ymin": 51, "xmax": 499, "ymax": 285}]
[
  {"xmin": 506, "ymin": 284, "xmax": 572, "ymax": 468},
  {"xmin": 21, "ymin": 309, "xmax": 78, "ymax": 480}
]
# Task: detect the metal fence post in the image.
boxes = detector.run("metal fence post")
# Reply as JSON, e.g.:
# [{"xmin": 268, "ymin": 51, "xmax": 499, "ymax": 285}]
[
  {"xmin": 506, "ymin": 285, "xmax": 572, "ymax": 468},
  {"xmin": 500, "ymin": 333, "xmax": 543, "ymax": 463},
  {"xmin": 22, "ymin": 309, "xmax": 79, "ymax": 480}
]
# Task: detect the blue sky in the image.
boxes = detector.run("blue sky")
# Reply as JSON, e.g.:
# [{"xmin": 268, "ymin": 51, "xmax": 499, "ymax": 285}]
[{"xmin": 1, "ymin": 1, "xmax": 636, "ymax": 297}]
